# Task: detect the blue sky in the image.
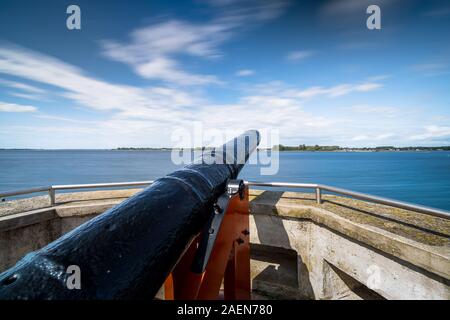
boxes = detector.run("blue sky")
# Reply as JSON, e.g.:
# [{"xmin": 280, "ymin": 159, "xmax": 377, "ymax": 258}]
[{"xmin": 0, "ymin": 0, "xmax": 449, "ymax": 148}]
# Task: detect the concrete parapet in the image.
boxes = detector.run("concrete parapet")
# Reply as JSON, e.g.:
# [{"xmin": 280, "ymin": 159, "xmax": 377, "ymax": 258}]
[{"xmin": 0, "ymin": 188, "xmax": 448, "ymax": 299}]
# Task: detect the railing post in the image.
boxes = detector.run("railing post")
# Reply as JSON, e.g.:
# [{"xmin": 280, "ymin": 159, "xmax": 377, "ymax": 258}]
[
  {"xmin": 49, "ymin": 187, "xmax": 56, "ymax": 206},
  {"xmin": 316, "ymin": 187, "xmax": 321, "ymax": 204}
]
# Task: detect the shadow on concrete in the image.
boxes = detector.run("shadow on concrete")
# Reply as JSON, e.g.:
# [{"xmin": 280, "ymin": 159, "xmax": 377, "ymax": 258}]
[
  {"xmin": 252, "ymin": 191, "xmax": 291, "ymax": 248},
  {"xmin": 327, "ymin": 263, "xmax": 385, "ymax": 300},
  {"xmin": 250, "ymin": 191, "xmax": 314, "ymax": 299}
]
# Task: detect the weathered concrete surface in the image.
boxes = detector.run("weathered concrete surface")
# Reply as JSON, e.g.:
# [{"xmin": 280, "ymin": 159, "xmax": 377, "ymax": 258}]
[
  {"xmin": 250, "ymin": 191, "xmax": 449, "ymax": 274},
  {"xmin": 249, "ymin": 190, "xmax": 449, "ymax": 300},
  {"xmin": 250, "ymin": 244, "xmax": 302, "ymax": 299},
  {"xmin": 0, "ymin": 188, "xmax": 449, "ymax": 299}
]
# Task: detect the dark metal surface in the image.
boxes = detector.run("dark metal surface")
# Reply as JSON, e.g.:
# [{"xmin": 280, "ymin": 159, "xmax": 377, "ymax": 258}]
[
  {"xmin": 0, "ymin": 130, "xmax": 260, "ymax": 300},
  {"xmin": 191, "ymin": 179, "xmax": 245, "ymax": 273},
  {"xmin": 191, "ymin": 190, "xmax": 232, "ymax": 274}
]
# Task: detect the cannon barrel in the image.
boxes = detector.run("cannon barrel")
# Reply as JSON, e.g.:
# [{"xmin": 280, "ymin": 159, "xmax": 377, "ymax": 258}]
[{"xmin": 0, "ymin": 130, "xmax": 260, "ymax": 299}]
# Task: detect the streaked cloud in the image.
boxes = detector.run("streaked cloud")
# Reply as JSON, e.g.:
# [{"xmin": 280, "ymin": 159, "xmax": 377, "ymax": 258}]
[
  {"xmin": 337, "ymin": 41, "xmax": 378, "ymax": 50},
  {"xmin": 0, "ymin": 79, "xmax": 46, "ymax": 94},
  {"xmin": 35, "ymin": 114, "xmax": 90, "ymax": 124},
  {"xmin": 366, "ymin": 75, "xmax": 391, "ymax": 81},
  {"xmin": 101, "ymin": 0, "xmax": 287, "ymax": 85},
  {"xmin": 411, "ymin": 126, "xmax": 450, "ymax": 141},
  {"xmin": 423, "ymin": 7, "xmax": 450, "ymax": 17},
  {"xmin": 321, "ymin": 0, "xmax": 392, "ymax": 17},
  {"xmin": 0, "ymin": 102, "xmax": 37, "ymax": 113},
  {"xmin": 7, "ymin": 92, "xmax": 45, "ymax": 101},
  {"xmin": 285, "ymin": 82, "xmax": 382, "ymax": 99},
  {"xmin": 0, "ymin": 45, "xmax": 333, "ymax": 145},
  {"xmin": 102, "ymin": 20, "xmax": 224, "ymax": 85},
  {"xmin": 410, "ymin": 62, "xmax": 449, "ymax": 76},
  {"xmin": 245, "ymin": 80, "xmax": 383, "ymax": 101},
  {"xmin": 352, "ymin": 133, "xmax": 395, "ymax": 142},
  {"xmin": 196, "ymin": 94, "xmax": 336, "ymax": 141},
  {"xmin": 0, "ymin": 44, "xmax": 388, "ymax": 147},
  {"xmin": 206, "ymin": 0, "xmax": 288, "ymax": 23},
  {"xmin": 348, "ymin": 104, "xmax": 398, "ymax": 118},
  {"xmin": 0, "ymin": 46, "xmax": 197, "ymax": 124},
  {"xmin": 235, "ymin": 69, "xmax": 255, "ymax": 77},
  {"xmin": 286, "ymin": 50, "xmax": 315, "ymax": 62},
  {"xmin": 0, "ymin": 78, "xmax": 48, "ymax": 101}
]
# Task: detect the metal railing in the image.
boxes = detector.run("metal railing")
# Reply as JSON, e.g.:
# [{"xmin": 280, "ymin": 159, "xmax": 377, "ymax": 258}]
[
  {"xmin": 0, "ymin": 180, "xmax": 449, "ymax": 220},
  {"xmin": 0, "ymin": 181, "xmax": 154, "ymax": 207},
  {"xmin": 245, "ymin": 181, "xmax": 450, "ymax": 220}
]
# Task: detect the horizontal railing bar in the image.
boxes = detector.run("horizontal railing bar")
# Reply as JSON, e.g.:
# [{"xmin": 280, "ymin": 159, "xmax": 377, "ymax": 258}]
[
  {"xmin": 52, "ymin": 181, "xmax": 154, "ymax": 190},
  {"xmin": 0, "ymin": 186, "xmax": 50, "ymax": 198},
  {"xmin": 0, "ymin": 181, "xmax": 155, "ymax": 199},
  {"xmin": 244, "ymin": 181, "xmax": 319, "ymax": 188},
  {"xmin": 1, "ymin": 180, "xmax": 449, "ymax": 220},
  {"xmin": 245, "ymin": 181, "xmax": 450, "ymax": 220},
  {"xmin": 319, "ymin": 184, "xmax": 450, "ymax": 220}
]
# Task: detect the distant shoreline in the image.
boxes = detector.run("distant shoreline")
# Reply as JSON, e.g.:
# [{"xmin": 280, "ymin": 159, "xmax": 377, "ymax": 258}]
[{"xmin": 1, "ymin": 147, "xmax": 449, "ymax": 152}]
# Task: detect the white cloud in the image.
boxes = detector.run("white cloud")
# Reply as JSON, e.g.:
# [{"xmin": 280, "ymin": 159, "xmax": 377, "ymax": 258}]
[
  {"xmin": 366, "ymin": 75, "xmax": 391, "ymax": 82},
  {"xmin": 412, "ymin": 63, "xmax": 447, "ymax": 71},
  {"xmin": 207, "ymin": 0, "xmax": 288, "ymax": 24},
  {"xmin": 101, "ymin": 1, "xmax": 287, "ymax": 85},
  {"xmin": 0, "ymin": 46, "xmax": 198, "ymax": 124},
  {"xmin": 2, "ymin": 44, "xmax": 435, "ymax": 149},
  {"xmin": 286, "ymin": 50, "xmax": 315, "ymax": 62},
  {"xmin": 411, "ymin": 126, "xmax": 450, "ymax": 141},
  {"xmin": 349, "ymin": 104, "xmax": 398, "ymax": 117},
  {"xmin": 196, "ymin": 94, "xmax": 335, "ymax": 141},
  {"xmin": 7, "ymin": 92, "xmax": 44, "ymax": 101},
  {"xmin": 321, "ymin": 0, "xmax": 393, "ymax": 17},
  {"xmin": 0, "ymin": 44, "xmax": 341, "ymax": 147},
  {"xmin": 0, "ymin": 79, "xmax": 48, "ymax": 101},
  {"xmin": 235, "ymin": 69, "xmax": 255, "ymax": 77},
  {"xmin": 0, "ymin": 102, "xmax": 37, "ymax": 113},
  {"xmin": 246, "ymin": 81, "xmax": 382, "ymax": 100},
  {"xmin": 284, "ymin": 82, "xmax": 382, "ymax": 99},
  {"xmin": 134, "ymin": 56, "xmax": 220, "ymax": 85},
  {"xmin": 410, "ymin": 62, "xmax": 449, "ymax": 76},
  {"xmin": 352, "ymin": 133, "xmax": 395, "ymax": 142},
  {"xmin": 35, "ymin": 114, "xmax": 89, "ymax": 124},
  {"xmin": 0, "ymin": 79, "xmax": 46, "ymax": 94},
  {"xmin": 102, "ymin": 20, "xmax": 225, "ymax": 85},
  {"xmin": 423, "ymin": 7, "xmax": 450, "ymax": 17}
]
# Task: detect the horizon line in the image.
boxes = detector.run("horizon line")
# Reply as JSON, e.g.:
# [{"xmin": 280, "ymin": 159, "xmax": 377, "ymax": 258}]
[{"xmin": 1, "ymin": 145, "xmax": 450, "ymax": 151}]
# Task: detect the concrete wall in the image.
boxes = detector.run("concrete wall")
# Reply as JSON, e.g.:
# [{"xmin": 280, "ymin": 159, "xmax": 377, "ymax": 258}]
[
  {"xmin": 1, "ymin": 189, "xmax": 449, "ymax": 300},
  {"xmin": 0, "ymin": 208, "xmax": 98, "ymax": 272},
  {"xmin": 250, "ymin": 214, "xmax": 449, "ymax": 299}
]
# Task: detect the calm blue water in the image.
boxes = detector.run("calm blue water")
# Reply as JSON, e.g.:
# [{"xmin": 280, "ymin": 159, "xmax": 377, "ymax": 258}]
[{"xmin": 0, "ymin": 150, "xmax": 449, "ymax": 210}]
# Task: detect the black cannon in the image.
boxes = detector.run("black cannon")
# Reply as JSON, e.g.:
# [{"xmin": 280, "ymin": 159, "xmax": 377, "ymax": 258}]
[{"xmin": 0, "ymin": 130, "xmax": 260, "ymax": 299}]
